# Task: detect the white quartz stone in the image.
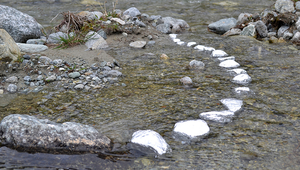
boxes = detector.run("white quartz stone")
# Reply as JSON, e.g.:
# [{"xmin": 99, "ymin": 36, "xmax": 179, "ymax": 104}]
[
  {"xmin": 228, "ymin": 68, "xmax": 247, "ymax": 76},
  {"xmin": 131, "ymin": 130, "xmax": 171, "ymax": 155},
  {"xmin": 220, "ymin": 98, "xmax": 243, "ymax": 112},
  {"xmin": 173, "ymin": 38, "xmax": 180, "ymax": 42},
  {"xmin": 169, "ymin": 34, "xmax": 177, "ymax": 39},
  {"xmin": 187, "ymin": 42, "xmax": 197, "ymax": 47},
  {"xmin": 180, "ymin": 76, "xmax": 193, "ymax": 85},
  {"xmin": 234, "ymin": 87, "xmax": 251, "ymax": 94},
  {"xmin": 232, "ymin": 74, "xmax": 252, "ymax": 85},
  {"xmin": 218, "ymin": 56, "xmax": 235, "ymax": 62},
  {"xmin": 199, "ymin": 111, "xmax": 234, "ymax": 123},
  {"xmin": 204, "ymin": 47, "xmax": 215, "ymax": 51},
  {"xmin": 173, "ymin": 120, "xmax": 210, "ymax": 138},
  {"xmin": 219, "ymin": 60, "xmax": 240, "ymax": 68},
  {"xmin": 177, "ymin": 41, "xmax": 185, "ymax": 45},
  {"xmin": 211, "ymin": 50, "xmax": 228, "ymax": 57},
  {"xmin": 194, "ymin": 45, "xmax": 205, "ymax": 51}
]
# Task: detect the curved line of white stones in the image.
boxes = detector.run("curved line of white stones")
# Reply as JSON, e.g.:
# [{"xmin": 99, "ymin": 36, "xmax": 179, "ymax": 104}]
[{"xmin": 130, "ymin": 33, "xmax": 253, "ymax": 155}]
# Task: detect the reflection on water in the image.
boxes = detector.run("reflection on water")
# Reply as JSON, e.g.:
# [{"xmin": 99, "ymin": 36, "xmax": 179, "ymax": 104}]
[{"xmin": 1, "ymin": 0, "xmax": 300, "ymax": 169}]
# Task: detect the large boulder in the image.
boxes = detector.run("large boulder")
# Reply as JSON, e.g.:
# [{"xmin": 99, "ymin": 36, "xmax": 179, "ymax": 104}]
[
  {"xmin": 208, "ymin": 18, "xmax": 237, "ymax": 34},
  {"xmin": 0, "ymin": 29, "xmax": 21, "ymax": 62},
  {"xmin": 0, "ymin": 114, "xmax": 112, "ymax": 153},
  {"xmin": 0, "ymin": 5, "xmax": 43, "ymax": 43}
]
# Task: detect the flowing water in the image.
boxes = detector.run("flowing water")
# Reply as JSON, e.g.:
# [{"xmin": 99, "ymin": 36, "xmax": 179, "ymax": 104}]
[{"xmin": 1, "ymin": 0, "xmax": 300, "ymax": 169}]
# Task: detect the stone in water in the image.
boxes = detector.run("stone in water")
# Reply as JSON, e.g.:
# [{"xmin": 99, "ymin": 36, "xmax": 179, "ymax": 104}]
[
  {"xmin": 180, "ymin": 76, "xmax": 192, "ymax": 85},
  {"xmin": 220, "ymin": 98, "xmax": 243, "ymax": 112},
  {"xmin": 173, "ymin": 120, "xmax": 210, "ymax": 139},
  {"xmin": 177, "ymin": 41, "xmax": 185, "ymax": 46},
  {"xmin": 169, "ymin": 34, "xmax": 177, "ymax": 39},
  {"xmin": 219, "ymin": 60, "xmax": 240, "ymax": 68},
  {"xmin": 199, "ymin": 111, "xmax": 234, "ymax": 123},
  {"xmin": 211, "ymin": 50, "xmax": 228, "ymax": 57},
  {"xmin": 232, "ymin": 74, "xmax": 252, "ymax": 85},
  {"xmin": 228, "ymin": 68, "xmax": 247, "ymax": 76},
  {"xmin": 131, "ymin": 130, "xmax": 171, "ymax": 155},
  {"xmin": 194, "ymin": 45, "xmax": 205, "ymax": 51},
  {"xmin": 218, "ymin": 56, "xmax": 235, "ymax": 62},
  {"xmin": 234, "ymin": 87, "xmax": 251, "ymax": 94},
  {"xmin": 173, "ymin": 38, "xmax": 180, "ymax": 43},
  {"xmin": 187, "ymin": 42, "xmax": 197, "ymax": 47}
]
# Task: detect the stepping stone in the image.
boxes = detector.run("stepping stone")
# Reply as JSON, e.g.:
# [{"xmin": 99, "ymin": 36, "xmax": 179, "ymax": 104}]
[
  {"xmin": 173, "ymin": 120, "xmax": 210, "ymax": 139},
  {"xmin": 219, "ymin": 60, "xmax": 240, "ymax": 68},
  {"xmin": 234, "ymin": 87, "xmax": 251, "ymax": 94},
  {"xmin": 199, "ymin": 111, "xmax": 234, "ymax": 123},
  {"xmin": 220, "ymin": 98, "xmax": 243, "ymax": 112},
  {"xmin": 194, "ymin": 45, "xmax": 205, "ymax": 51},
  {"xmin": 232, "ymin": 74, "xmax": 252, "ymax": 85},
  {"xmin": 131, "ymin": 130, "xmax": 171, "ymax": 155},
  {"xmin": 187, "ymin": 42, "xmax": 197, "ymax": 47},
  {"xmin": 177, "ymin": 41, "xmax": 185, "ymax": 45},
  {"xmin": 173, "ymin": 38, "xmax": 180, "ymax": 42},
  {"xmin": 169, "ymin": 34, "xmax": 177, "ymax": 39},
  {"xmin": 211, "ymin": 50, "xmax": 228, "ymax": 57},
  {"xmin": 228, "ymin": 68, "xmax": 247, "ymax": 76},
  {"xmin": 204, "ymin": 47, "xmax": 215, "ymax": 52},
  {"xmin": 218, "ymin": 56, "xmax": 235, "ymax": 62}
]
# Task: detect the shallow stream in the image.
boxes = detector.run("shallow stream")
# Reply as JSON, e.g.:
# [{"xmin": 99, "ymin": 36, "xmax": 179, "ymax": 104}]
[{"xmin": 1, "ymin": 0, "xmax": 300, "ymax": 169}]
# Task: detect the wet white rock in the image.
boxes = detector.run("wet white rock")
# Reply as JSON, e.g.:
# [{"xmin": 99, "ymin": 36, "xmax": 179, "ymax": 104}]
[
  {"xmin": 180, "ymin": 76, "xmax": 192, "ymax": 85},
  {"xmin": 131, "ymin": 130, "xmax": 171, "ymax": 155},
  {"xmin": 211, "ymin": 50, "xmax": 228, "ymax": 57},
  {"xmin": 220, "ymin": 98, "xmax": 243, "ymax": 112},
  {"xmin": 232, "ymin": 74, "xmax": 252, "ymax": 85},
  {"xmin": 177, "ymin": 41, "xmax": 185, "ymax": 46},
  {"xmin": 219, "ymin": 60, "xmax": 240, "ymax": 68},
  {"xmin": 234, "ymin": 87, "xmax": 251, "ymax": 94},
  {"xmin": 173, "ymin": 38, "xmax": 180, "ymax": 42},
  {"xmin": 169, "ymin": 34, "xmax": 177, "ymax": 39},
  {"xmin": 173, "ymin": 120, "xmax": 210, "ymax": 139},
  {"xmin": 194, "ymin": 45, "xmax": 205, "ymax": 51},
  {"xmin": 199, "ymin": 111, "xmax": 234, "ymax": 123},
  {"xmin": 204, "ymin": 47, "xmax": 215, "ymax": 52},
  {"xmin": 218, "ymin": 56, "xmax": 235, "ymax": 62},
  {"xmin": 228, "ymin": 68, "xmax": 247, "ymax": 76},
  {"xmin": 187, "ymin": 42, "xmax": 197, "ymax": 47}
]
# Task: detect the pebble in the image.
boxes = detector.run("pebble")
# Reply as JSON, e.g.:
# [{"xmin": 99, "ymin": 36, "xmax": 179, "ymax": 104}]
[
  {"xmin": 173, "ymin": 120, "xmax": 210, "ymax": 139},
  {"xmin": 232, "ymin": 74, "xmax": 252, "ymax": 85},
  {"xmin": 211, "ymin": 50, "xmax": 228, "ymax": 57},
  {"xmin": 45, "ymin": 75, "xmax": 56, "ymax": 82},
  {"xmin": 74, "ymin": 84, "xmax": 84, "ymax": 90},
  {"xmin": 68, "ymin": 72, "xmax": 81, "ymax": 79},
  {"xmin": 131, "ymin": 130, "xmax": 171, "ymax": 155},
  {"xmin": 24, "ymin": 76, "xmax": 32, "ymax": 82},
  {"xmin": 234, "ymin": 87, "xmax": 251, "ymax": 94},
  {"xmin": 160, "ymin": 54, "xmax": 169, "ymax": 60},
  {"xmin": 7, "ymin": 84, "xmax": 18, "ymax": 93},
  {"xmin": 173, "ymin": 39, "xmax": 180, "ymax": 42},
  {"xmin": 177, "ymin": 41, "xmax": 185, "ymax": 45},
  {"xmin": 180, "ymin": 76, "xmax": 192, "ymax": 85},
  {"xmin": 169, "ymin": 34, "xmax": 177, "ymax": 39},
  {"xmin": 194, "ymin": 45, "xmax": 205, "ymax": 51},
  {"xmin": 217, "ymin": 56, "xmax": 235, "ymax": 62},
  {"xmin": 220, "ymin": 98, "xmax": 243, "ymax": 112},
  {"xmin": 219, "ymin": 60, "xmax": 240, "ymax": 68},
  {"xmin": 0, "ymin": 89, "xmax": 3, "ymax": 94},
  {"xmin": 189, "ymin": 60, "xmax": 205, "ymax": 69},
  {"xmin": 199, "ymin": 110, "xmax": 234, "ymax": 123},
  {"xmin": 228, "ymin": 68, "xmax": 247, "ymax": 76},
  {"xmin": 6, "ymin": 76, "xmax": 18, "ymax": 83},
  {"xmin": 129, "ymin": 41, "xmax": 147, "ymax": 48},
  {"xmin": 187, "ymin": 42, "xmax": 197, "ymax": 47}
]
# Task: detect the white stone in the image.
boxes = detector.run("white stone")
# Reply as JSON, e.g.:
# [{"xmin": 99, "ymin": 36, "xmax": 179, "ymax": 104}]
[
  {"xmin": 111, "ymin": 18, "xmax": 125, "ymax": 25},
  {"xmin": 187, "ymin": 42, "xmax": 197, "ymax": 47},
  {"xmin": 177, "ymin": 41, "xmax": 185, "ymax": 45},
  {"xmin": 199, "ymin": 111, "xmax": 234, "ymax": 123},
  {"xmin": 234, "ymin": 87, "xmax": 251, "ymax": 94},
  {"xmin": 194, "ymin": 45, "xmax": 205, "ymax": 51},
  {"xmin": 204, "ymin": 47, "xmax": 215, "ymax": 51},
  {"xmin": 7, "ymin": 84, "xmax": 17, "ymax": 93},
  {"xmin": 6, "ymin": 76, "xmax": 18, "ymax": 83},
  {"xmin": 211, "ymin": 50, "xmax": 228, "ymax": 57},
  {"xmin": 16, "ymin": 43, "xmax": 48, "ymax": 53},
  {"xmin": 131, "ymin": 130, "xmax": 171, "ymax": 155},
  {"xmin": 169, "ymin": 34, "xmax": 177, "ymax": 39},
  {"xmin": 129, "ymin": 41, "xmax": 147, "ymax": 48},
  {"xmin": 173, "ymin": 38, "xmax": 180, "ymax": 42},
  {"xmin": 218, "ymin": 56, "xmax": 235, "ymax": 62},
  {"xmin": 219, "ymin": 60, "xmax": 240, "ymax": 68},
  {"xmin": 0, "ymin": 89, "xmax": 3, "ymax": 94},
  {"xmin": 180, "ymin": 76, "xmax": 192, "ymax": 85},
  {"xmin": 173, "ymin": 120, "xmax": 210, "ymax": 138},
  {"xmin": 189, "ymin": 60, "xmax": 205, "ymax": 69},
  {"xmin": 232, "ymin": 74, "xmax": 252, "ymax": 85},
  {"xmin": 220, "ymin": 98, "xmax": 243, "ymax": 112},
  {"xmin": 228, "ymin": 68, "xmax": 247, "ymax": 76},
  {"xmin": 85, "ymin": 31, "xmax": 109, "ymax": 49}
]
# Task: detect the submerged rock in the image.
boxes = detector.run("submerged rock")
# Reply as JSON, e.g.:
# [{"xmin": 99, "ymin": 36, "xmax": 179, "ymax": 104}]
[
  {"xmin": 173, "ymin": 120, "xmax": 210, "ymax": 141},
  {"xmin": 199, "ymin": 111, "xmax": 234, "ymax": 123},
  {"xmin": 0, "ymin": 114, "xmax": 111, "ymax": 153},
  {"xmin": 131, "ymin": 130, "xmax": 171, "ymax": 155}
]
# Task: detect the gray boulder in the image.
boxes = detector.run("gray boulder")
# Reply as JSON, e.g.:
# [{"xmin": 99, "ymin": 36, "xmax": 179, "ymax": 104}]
[
  {"xmin": 0, "ymin": 29, "xmax": 21, "ymax": 62},
  {"xmin": 162, "ymin": 17, "xmax": 190, "ymax": 33},
  {"xmin": 255, "ymin": 21, "xmax": 268, "ymax": 38},
  {"xmin": 156, "ymin": 23, "xmax": 172, "ymax": 34},
  {"xmin": 0, "ymin": 114, "xmax": 111, "ymax": 153},
  {"xmin": 275, "ymin": 0, "xmax": 295, "ymax": 13},
  {"xmin": 0, "ymin": 5, "xmax": 43, "ymax": 43},
  {"xmin": 208, "ymin": 18, "xmax": 237, "ymax": 34},
  {"xmin": 241, "ymin": 24, "xmax": 256, "ymax": 37},
  {"xmin": 123, "ymin": 7, "xmax": 141, "ymax": 18},
  {"xmin": 85, "ymin": 31, "xmax": 109, "ymax": 49},
  {"xmin": 236, "ymin": 13, "xmax": 252, "ymax": 26}
]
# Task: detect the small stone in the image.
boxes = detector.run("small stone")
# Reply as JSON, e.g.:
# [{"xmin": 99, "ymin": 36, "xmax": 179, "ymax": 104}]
[
  {"xmin": 194, "ymin": 45, "xmax": 205, "ymax": 51},
  {"xmin": 180, "ymin": 76, "xmax": 192, "ymax": 85},
  {"xmin": 173, "ymin": 120, "xmax": 210, "ymax": 139},
  {"xmin": 269, "ymin": 36, "xmax": 279, "ymax": 43},
  {"xmin": 199, "ymin": 111, "xmax": 234, "ymax": 123},
  {"xmin": 129, "ymin": 41, "xmax": 146, "ymax": 48},
  {"xmin": 219, "ymin": 60, "xmax": 240, "ymax": 68},
  {"xmin": 275, "ymin": 0, "xmax": 295, "ymax": 13},
  {"xmin": 23, "ymin": 54, "xmax": 31, "ymax": 60},
  {"xmin": 160, "ymin": 54, "xmax": 169, "ymax": 60},
  {"xmin": 227, "ymin": 68, "xmax": 247, "ymax": 76},
  {"xmin": 177, "ymin": 41, "xmax": 185, "ymax": 46},
  {"xmin": 189, "ymin": 60, "xmax": 205, "ymax": 69},
  {"xmin": 208, "ymin": 18, "xmax": 237, "ymax": 34},
  {"xmin": 68, "ymin": 72, "xmax": 81, "ymax": 78},
  {"xmin": 147, "ymin": 35, "xmax": 153, "ymax": 40},
  {"xmin": 147, "ymin": 41, "xmax": 155, "ymax": 46},
  {"xmin": 278, "ymin": 37, "xmax": 286, "ymax": 43},
  {"xmin": 0, "ymin": 89, "xmax": 3, "ymax": 94},
  {"xmin": 232, "ymin": 74, "xmax": 252, "ymax": 85},
  {"xmin": 234, "ymin": 87, "xmax": 251, "ymax": 94},
  {"xmin": 220, "ymin": 98, "xmax": 243, "ymax": 112},
  {"xmin": 24, "ymin": 76, "xmax": 32, "ymax": 82},
  {"xmin": 169, "ymin": 34, "xmax": 177, "ymax": 39},
  {"xmin": 211, "ymin": 50, "xmax": 228, "ymax": 57},
  {"xmin": 278, "ymin": 26, "xmax": 289, "ymax": 37},
  {"xmin": 6, "ymin": 76, "xmax": 18, "ymax": 83},
  {"xmin": 45, "ymin": 75, "xmax": 56, "ymax": 82},
  {"xmin": 240, "ymin": 24, "xmax": 256, "ymax": 37},
  {"xmin": 255, "ymin": 21, "xmax": 268, "ymax": 38},
  {"xmin": 110, "ymin": 18, "xmax": 125, "ymax": 25},
  {"xmin": 218, "ymin": 56, "xmax": 235, "ymax": 62},
  {"xmin": 187, "ymin": 42, "xmax": 197, "ymax": 47},
  {"xmin": 7, "ymin": 84, "xmax": 17, "ymax": 93},
  {"xmin": 74, "ymin": 84, "xmax": 84, "ymax": 90},
  {"xmin": 173, "ymin": 38, "xmax": 180, "ymax": 43}
]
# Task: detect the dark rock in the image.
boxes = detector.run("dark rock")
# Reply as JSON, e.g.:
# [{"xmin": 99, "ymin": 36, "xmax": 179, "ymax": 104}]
[
  {"xmin": 0, "ymin": 114, "xmax": 111, "ymax": 153},
  {"xmin": 0, "ymin": 5, "xmax": 43, "ymax": 43},
  {"xmin": 208, "ymin": 18, "xmax": 237, "ymax": 34},
  {"xmin": 255, "ymin": 21, "xmax": 268, "ymax": 38}
]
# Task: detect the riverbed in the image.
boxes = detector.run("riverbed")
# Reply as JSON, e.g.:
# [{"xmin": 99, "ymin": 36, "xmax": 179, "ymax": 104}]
[{"xmin": 1, "ymin": 0, "xmax": 300, "ymax": 169}]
